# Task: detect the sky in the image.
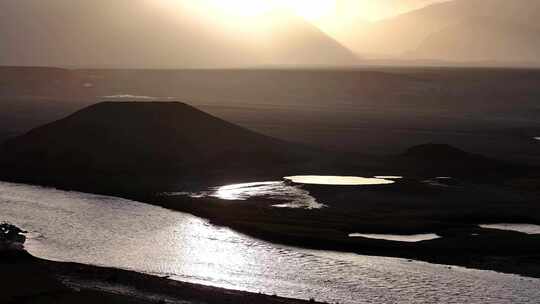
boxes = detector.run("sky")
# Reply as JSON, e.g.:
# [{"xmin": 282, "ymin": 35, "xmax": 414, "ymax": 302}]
[
  {"xmin": 154, "ymin": 0, "xmax": 450, "ymax": 41},
  {"xmin": 16, "ymin": 0, "xmax": 519, "ymax": 67},
  {"xmin": 308, "ymin": 0, "xmax": 451, "ymax": 37},
  {"xmin": 331, "ymin": 0, "xmax": 449, "ymax": 21},
  {"xmin": 156, "ymin": 0, "xmax": 451, "ymax": 40},
  {"xmin": 159, "ymin": 0, "xmax": 449, "ymax": 23}
]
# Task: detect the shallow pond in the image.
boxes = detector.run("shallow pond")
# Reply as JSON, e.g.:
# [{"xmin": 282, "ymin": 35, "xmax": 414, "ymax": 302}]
[
  {"xmin": 480, "ymin": 223, "xmax": 540, "ymax": 235},
  {"xmin": 374, "ymin": 176, "xmax": 404, "ymax": 180},
  {"xmin": 284, "ymin": 175, "xmax": 395, "ymax": 185},
  {"xmin": 348, "ymin": 233, "xmax": 440, "ymax": 242}
]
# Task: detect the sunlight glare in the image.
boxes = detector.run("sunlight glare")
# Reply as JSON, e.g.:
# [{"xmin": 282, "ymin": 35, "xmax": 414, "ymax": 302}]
[
  {"xmin": 204, "ymin": 0, "xmax": 275, "ymax": 17},
  {"xmin": 277, "ymin": 0, "xmax": 336, "ymax": 21},
  {"xmin": 174, "ymin": 0, "xmax": 336, "ymax": 21}
]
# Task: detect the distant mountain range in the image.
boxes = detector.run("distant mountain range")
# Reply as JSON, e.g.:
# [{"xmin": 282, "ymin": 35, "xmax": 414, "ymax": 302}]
[
  {"xmin": 344, "ymin": 0, "xmax": 540, "ymax": 65},
  {"xmin": 1, "ymin": 0, "xmax": 539, "ymax": 67},
  {"xmin": 0, "ymin": 0, "xmax": 358, "ymax": 68}
]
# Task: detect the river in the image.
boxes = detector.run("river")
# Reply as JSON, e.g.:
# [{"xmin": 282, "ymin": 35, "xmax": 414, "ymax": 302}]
[{"xmin": 1, "ymin": 181, "xmax": 539, "ymax": 303}]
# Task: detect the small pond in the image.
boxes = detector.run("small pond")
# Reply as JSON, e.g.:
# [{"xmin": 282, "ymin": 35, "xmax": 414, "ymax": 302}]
[
  {"xmin": 480, "ymin": 223, "xmax": 540, "ymax": 234},
  {"xmin": 284, "ymin": 176, "xmax": 395, "ymax": 186},
  {"xmin": 348, "ymin": 233, "xmax": 441, "ymax": 242}
]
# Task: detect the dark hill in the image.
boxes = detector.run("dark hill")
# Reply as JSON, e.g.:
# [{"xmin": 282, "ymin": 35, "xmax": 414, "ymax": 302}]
[
  {"xmin": 0, "ymin": 102, "xmax": 314, "ymax": 192},
  {"xmin": 403, "ymin": 143, "xmax": 476, "ymax": 162},
  {"xmin": 398, "ymin": 143, "xmax": 526, "ymax": 179}
]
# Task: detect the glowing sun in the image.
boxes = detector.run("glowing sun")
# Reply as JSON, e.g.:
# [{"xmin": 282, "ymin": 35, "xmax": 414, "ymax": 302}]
[
  {"xmin": 192, "ymin": 0, "xmax": 336, "ymax": 21},
  {"xmin": 278, "ymin": 0, "xmax": 336, "ymax": 21},
  {"xmin": 204, "ymin": 0, "xmax": 275, "ymax": 17}
]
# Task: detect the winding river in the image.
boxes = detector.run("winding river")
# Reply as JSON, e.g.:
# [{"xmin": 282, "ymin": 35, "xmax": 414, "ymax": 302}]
[{"xmin": 1, "ymin": 181, "xmax": 539, "ymax": 303}]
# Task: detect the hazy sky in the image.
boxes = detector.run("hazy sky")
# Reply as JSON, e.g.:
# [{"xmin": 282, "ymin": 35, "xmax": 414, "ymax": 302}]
[
  {"xmin": 153, "ymin": 0, "xmax": 451, "ymax": 41},
  {"xmin": 333, "ymin": 0, "xmax": 449, "ymax": 21},
  {"xmin": 158, "ymin": 0, "xmax": 451, "ymax": 39},
  {"xmin": 311, "ymin": 0, "xmax": 450, "ymax": 37},
  {"xmin": 159, "ymin": 0, "xmax": 449, "ymax": 22}
]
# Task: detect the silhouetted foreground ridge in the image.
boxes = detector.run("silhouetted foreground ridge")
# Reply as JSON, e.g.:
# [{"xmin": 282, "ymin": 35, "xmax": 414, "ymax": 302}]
[{"xmin": 0, "ymin": 102, "xmax": 312, "ymax": 192}]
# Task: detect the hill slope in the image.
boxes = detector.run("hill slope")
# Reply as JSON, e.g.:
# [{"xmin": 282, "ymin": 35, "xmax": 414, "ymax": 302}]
[
  {"xmin": 396, "ymin": 143, "xmax": 526, "ymax": 178},
  {"xmin": 0, "ymin": 0, "xmax": 357, "ymax": 68},
  {"xmin": 410, "ymin": 17, "xmax": 540, "ymax": 63},
  {"xmin": 346, "ymin": 0, "xmax": 540, "ymax": 64},
  {"xmin": 0, "ymin": 102, "xmax": 314, "ymax": 191}
]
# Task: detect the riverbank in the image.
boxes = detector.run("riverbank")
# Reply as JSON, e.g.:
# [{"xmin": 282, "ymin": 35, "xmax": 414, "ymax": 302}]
[{"xmin": 0, "ymin": 224, "xmax": 324, "ymax": 304}]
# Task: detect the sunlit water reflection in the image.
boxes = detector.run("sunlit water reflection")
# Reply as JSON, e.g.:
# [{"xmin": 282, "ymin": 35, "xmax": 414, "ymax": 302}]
[
  {"xmin": 349, "ymin": 233, "xmax": 440, "ymax": 242},
  {"xmin": 168, "ymin": 181, "xmax": 325, "ymax": 209},
  {"xmin": 1, "ymin": 181, "xmax": 540, "ymax": 304},
  {"xmin": 169, "ymin": 176, "xmax": 397, "ymax": 209},
  {"xmin": 214, "ymin": 182, "xmax": 325, "ymax": 209},
  {"xmin": 284, "ymin": 175, "xmax": 395, "ymax": 185},
  {"xmin": 480, "ymin": 223, "xmax": 540, "ymax": 235}
]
